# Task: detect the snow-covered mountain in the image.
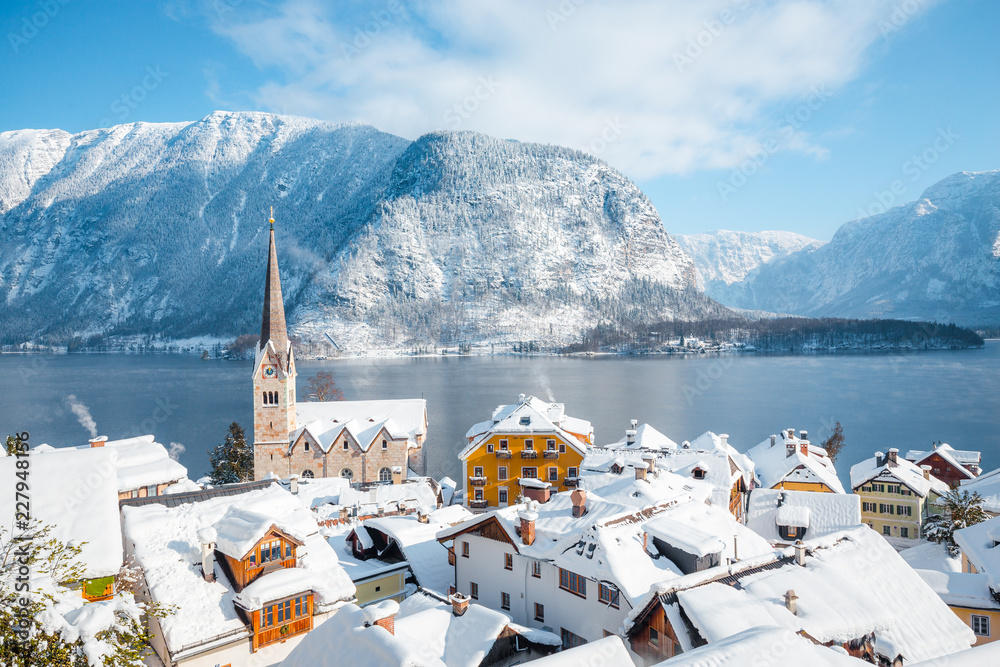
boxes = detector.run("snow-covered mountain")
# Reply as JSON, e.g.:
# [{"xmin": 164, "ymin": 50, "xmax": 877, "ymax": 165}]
[
  {"xmin": 719, "ymin": 171, "xmax": 1000, "ymax": 325},
  {"xmin": 675, "ymin": 230, "xmax": 824, "ymax": 307},
  {"xmin": 0, "ymin": 112, "xmax": 725, "ymax": 349}
]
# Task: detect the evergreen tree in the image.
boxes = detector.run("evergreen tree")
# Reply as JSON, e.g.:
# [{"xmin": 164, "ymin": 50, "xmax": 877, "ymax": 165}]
[
  {"xmin": 208, "ymin": 422, "xmax": 254, "ymax": 484},
  {"xmin": 821, "ymin": 421, "xmax": 845, "ymax": 463},
  {"xmin": 924, "ymin": 489, "xmax": 990, "ymax": 556}
]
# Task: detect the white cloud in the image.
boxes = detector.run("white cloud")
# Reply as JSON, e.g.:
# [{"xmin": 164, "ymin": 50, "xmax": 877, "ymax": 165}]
[{"xmin": 199, "ymin": 0, "xmax": 935, "ymax": 179}]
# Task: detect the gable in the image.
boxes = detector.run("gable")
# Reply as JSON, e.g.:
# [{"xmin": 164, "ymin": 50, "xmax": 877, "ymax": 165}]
[
  {"xmin": 438, "ymin": 515, "xmax": 518, "ymax": 550},
  {"xmin": 239, "ymin": 525, "xmax": 305, "ymax": 563}
]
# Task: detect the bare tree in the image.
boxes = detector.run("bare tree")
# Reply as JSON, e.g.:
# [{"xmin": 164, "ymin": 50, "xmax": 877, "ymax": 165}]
[{"xmin": 306, "ymin": 371, "xmax": 345, "ymax": 401}]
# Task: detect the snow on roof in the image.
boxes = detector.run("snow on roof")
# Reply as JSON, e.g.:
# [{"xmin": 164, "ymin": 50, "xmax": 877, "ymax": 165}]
[
  {"xmin": 363, "ymin": 513, "xmax": 461, "ymax": 594},
  {"xmin": 212, "ymin": 504, "xmax": 308, "ymax": 560},
  {"xmin": 909, "ymin": 642, "xmax": 1000, "ymax": 667},
  {"xmin": 662, "ymin": 626, "xmax": 862, "ymax": 667},
  {"xmin": 850, "ymin": 453, "xmax": 949, "ymax": 497},
  {"xmin": 122, "ymin": 485, "xmax": 355, "ymax": 656},
  {"xmin": 746, "ymin": 432, "xmax": 844, "ymax": 493},
  {"xmin": 234, "ymin": 567, "xmax": 341, "ymax": 611},
  {"xmin": 464, "ymin": 419, "xmax": 493, "ymax": 440},
  {"xmin": 913, "ymin": 569, "xmax": 1000, "ymax": 611},
  {"xmin": 438, "ymin": 477, "xmax": 457, "ymax": 505},
  {"xmin": 429, "ymin": 505, "xmax": 473, "ymax": 525},
  {"xmin": 578, "ymin": 469, "xmax": 714, "ymax": 509},
  {"xmin": 907, "ymin": 443, "xmax": 981, "ymax": 468},
  {"xmin": 954, "ymin": 515, "xmax": 1000, "ymax": 590},
  {"xmin": 603, "ymin": 422, "xmax": 679, "ymax": 450},
  {"xmin": 281, "ymin": 603, "xmax": 444, "ymax": 667},
  {"xmin": 337, "ymin": 479, "xmax": 440, "ymax": 510},
  {"xmin": 644, "ymin": 513, "xmax": 726, "ymax": 557},
  {"xmin": 294, "ymin": 399, "xmax": 427, "ymax": 452},
  {"xmin": 0, "ymin": 448, "xmax": 122, "ymax": 579},
  {"xmin": 395, "ymin": 593, "xmax": 512, "ymax": 667},
  {"xmin": 518, "ymin": 477, "xmax": 550, "ymax": 489},
  {"xmin": 459, "ymin": 395, "xmax": 590, "ymax": 460},
  {"xmin": 351, "ymin": 525, "xmax": 375, "ymax": 550},
  {"xmin": 164, "ymin": 478, "xmax": 202, "ymax": 495},
  {"xmin": 899, "ymin": 541, "xmax": 963, "ymax": 574},
  {"xmin": 746, "ymin": 489, "xmax": 861, "ymax": 544},
  {"xmin": 677, "ymin": 581, "xmax": 792, "ymax": 643},
  {"xmin": 47, "ymin": 434, "xmax": 188, "ymax": 492},
  {"xmin": 960, "ymin": 467, "xmax": 1000, "ymax": 513},
  {"xmin": 524, "ymin": 635, "xmax": 634, "ymax": 667}
]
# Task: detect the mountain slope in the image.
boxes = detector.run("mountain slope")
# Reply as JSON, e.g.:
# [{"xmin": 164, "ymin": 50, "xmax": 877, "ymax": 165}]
[
  {"xmin": 726, "ymin": 171, "xmax": 1000, "ymax": 324},
  {"xmin": 675, "ymin": 230, "xmax": 824, "ymax": 308},
  {"xmin": 0, "ymin": 113, "xmax": 725, "ymax": 349}
]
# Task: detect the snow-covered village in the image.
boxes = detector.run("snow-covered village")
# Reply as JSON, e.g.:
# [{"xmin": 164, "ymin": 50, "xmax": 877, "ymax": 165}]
[{"xmin": 3, "ymin": 2, "xmax": 1000, "ymax": 667}]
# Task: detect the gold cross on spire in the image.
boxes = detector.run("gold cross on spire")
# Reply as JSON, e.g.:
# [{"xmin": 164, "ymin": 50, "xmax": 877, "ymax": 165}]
[{"xmin": 269, "ymin": 206, "xmax": 275, "ymax": 227}]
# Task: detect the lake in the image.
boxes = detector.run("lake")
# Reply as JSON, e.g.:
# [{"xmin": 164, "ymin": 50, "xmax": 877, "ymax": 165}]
[{"xmin": 2, "ymin": 343, "xmax": 998, "ymax": 489}]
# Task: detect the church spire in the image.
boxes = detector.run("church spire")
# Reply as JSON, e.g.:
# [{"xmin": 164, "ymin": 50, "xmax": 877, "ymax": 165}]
[{"xmin": 259, "ymin": 208, "xmax": 289, "ymax": 366}]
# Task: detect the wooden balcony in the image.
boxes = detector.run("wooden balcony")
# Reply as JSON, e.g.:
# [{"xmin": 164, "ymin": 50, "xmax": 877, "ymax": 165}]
[
  {"xmin": 469, "ymin": 476, "xmax": 488, "ymax": 487},
  {"xmin": 520, "ymin": 450, "xmax": 537, "ymax": 459},
  {"xmin": 254, "ymin": 616, "xmax": 312, "ymax": 651},
  {"xmin": 543, "ymin": 450, "xmax": 559, "ymax": 459},
  {"xmin": 495, "ymin": 450, "xmax": 512, "ymax": 459},
  {"xmin": 469, "ymin": 500, "xmax": 489, "ymax": 509}
]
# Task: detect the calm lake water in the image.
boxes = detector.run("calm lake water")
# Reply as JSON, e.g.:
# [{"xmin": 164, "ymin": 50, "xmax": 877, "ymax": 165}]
[{"xmin": 2, "ymin": 343, "xmax": 998, "ymax": 488}]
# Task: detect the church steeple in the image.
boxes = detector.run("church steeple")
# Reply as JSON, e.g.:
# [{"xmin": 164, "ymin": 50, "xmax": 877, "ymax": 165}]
[{"xmin": 259, "ymin": 208, "xmax": 289, "ymax": 368}]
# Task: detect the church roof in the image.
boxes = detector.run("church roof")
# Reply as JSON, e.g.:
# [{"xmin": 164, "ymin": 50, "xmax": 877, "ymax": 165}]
[{"xmin": 259, "ymin": 215, "xmax": 290, "ymax": 371}]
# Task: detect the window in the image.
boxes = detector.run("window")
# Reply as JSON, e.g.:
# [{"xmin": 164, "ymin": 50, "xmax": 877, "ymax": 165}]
[
  {"xmin": 259, "ymin": 539, "xmax": 283, "ymax": 564},
  {"xmin": 559, "ymin": 568, "xmax": 587, "ymax": 598},
  {"xmin": 343, "ymin": 441, "xmax": 349, "ymax": 451},
  {"xmin": 599, "ymin": 583, "xmax": 620, "ymax": 608},
  {"xmin": 520, "ymin": 416, "xmax": 531, "ymax": 426},
  {"xmin": 568, "ymin": 467, "xmax": 578, "ymax": 478},
  {"xmin": 382, "ymin": 439, "xmax": 388, "ymax": 450},
  {"xmin": 693, "ymin": 468, "xmax": 706, "ymax": 480},
  {"xmin": 498, "ymin": 466, "xmax": 508, "ymax": 480},
  {"xmin": 501, "ymin": 592, "xmax": 511, "ymax": 610},
  {"xmin": 379, "ymin": 467, "xmax": 392, "ymax": 482},
  {"xmin": 534, "ymin": 602, "xmax": 544, "ymax": 621},
  {"xmin": 499, "ymin": 488, "xmax": 508, "ymax": 504},
  {"xmin": 532, "ymin": 561, "xmax": 541, "ymax": 578},
  {"xmin": 341, "ymin": 468, "xmax": 353, "ymax": 479},
  {"xmin": 897, "ymin": 505, "xmax": 912, "ymax": 516},
  {"xmin": 525, "ymin": 439, "xmax": 534, "ymax": 451},
  {"xmin": 487, "ymin": 444, "xmax": 494, "ymax": 453},
  {"xmin": 260, "ymin": 595, "xmax": 308, "ymax": 628},
  {"xmin": 547, "ymin": 439, "xmax": 556, "ymax": 450},
  {"xmin": 474, "ymin": 466, "xmax": 484, "ymax": 477},
  {"xmin": 462, "ymin": 541, "xmax": 469, "ymax": 558},
  {"xmin": 522, "ymin": 467, "xmax": 538, "ymax": 479},
  {"xmin": 304, "ymin": 441, "xmax": 310, "ymax": 452},
  {"xmin": 862, "ymin": 502, "xmax": 875, "ymax": 512},
  {"xmin": 900, "ymin": 527, "xmax": 909, "ymax": 538},
  {"xmin": 649, "ymin": 627, "xmax": 659, "ymax": 647},
  {"xmin": 470, "ymin": 582, "xmax": 479, "ymax": 599},
  {"xmin": 883, "ymin": 525, "xmax": 891, "ymax": 536},
  {"xmin": 504, "ymin": 553, "xmax": 513, "ymax": 570},
  {"xmin": 559, "ymin": 444, "xmax": 566, "ymax": 453},
  {"xmin": 301, "ymin": 469, "xmax": 314, "ymax": 478},
  {"xmin": 785, "ymin": 526, "xmax": 799, "ymax": 538},
  {"xmin": 475, "ymin": 489, "xmax": 483, "ymax": 500},
  {"xmin": 146, "ymin": 485, "xmax": 157, "ymax": 497},
  {"xmin": 561, "ymin": 628, "xmax": 586, "ymax": 649},
  {"xmin": 972, "ymin": 614, "xmax": 990, "ymax": 637},
  {"xmin": 500, "ymin": 439, "xmax": 508, "ymax": 450},
  {"xmin": 548, "ymin": 467, "xmax": 559, "ymax": 482}
]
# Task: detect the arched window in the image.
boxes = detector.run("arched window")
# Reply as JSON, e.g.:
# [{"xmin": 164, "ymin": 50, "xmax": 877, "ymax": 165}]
[
  {"xmin": 262, "ymin": 391, "xmax": 268, "ymax": 405},
  {"xmin": 301, "ymin": 469, "xmax": 314, "ymax": 478},
  {"xmin": 341, "ymin": 468, "xmax": 354, "ymax": 479},
  {"xmin": 379, "ymin": 467, "xmax": 392, "ymax": 482},
  {"xmin": 271, "ymin": 391, "xmax": 278, "ymax": 404},
  {"xmin": 304, "ymin": 441, "xmax": 310, "ymax": 452},
  {"xmin": 382, "ymin": 439, "xmax": 388, "ymax": 450}
]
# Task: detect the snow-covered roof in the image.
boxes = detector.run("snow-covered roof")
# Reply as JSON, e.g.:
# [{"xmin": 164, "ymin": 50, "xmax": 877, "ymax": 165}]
[
  {"xmin": 850, "ymin": 452, "xmax": 949, "ymax": 497},
  {"xmin": 746, "ymin": 489, "xmax": 861, "ymax": 544},
  {"xmin": 45, "ymin": 434, "xmax": 188, "ymax": 492},
  {"xmin": 662, "ymin": 626, "xmax": 862, "ymax": 667},
  {"xmin": 960, "ymin": 467, "xmax": 1000, "ymax": 513},
  {"xmin": 459, "ymin": 395, "xmax": 591, "ymax": 459},
  {"xmin": 524, "ymin": 635, "xmax": 634, "ymax": 667},
  {"xmin": 954, "ymin": 515, "xmax": 1000, "ymax": 591},
  {"xmin": 638, "ymin": 527, "xmax": 975, "ymax": 663},
  {"xmin": 578, "ymin": 468, "xmax": 714, "ymax": 509},
  {"xmin": 906, "ymin": 443, "xmax": 981, "ymax": 468},
  {"xmin": 745, "ymin": 431, "xmax": 844, "ymax": 493},
  {"xmin": 212, "ymin": 504, "xmax": 308, "ymax": 560},
  {"xmin": 0, "ymin": 448, "xmax": 122, "ymax": 579},
  {"xmin": 234, "ymin": 567, "xmax": 345, "ymax": 611},
  {"xmin": 122, "ymin": 485, "xmax": 355, "ymax": 657},
  {"xmin": 909, "ymin": 642, "xmax": 1000, "ymax": 667},
  {"xmin": 602, "ymin": 422, "xmax": 679, "ymax": 451},
  {"xmin": 644, "ymin": 511, "xmax": 726, "ymax": 557},
  {"xmin": 293, "ymin": 399, "xmax": 427, "ymax": 452},
  {"xmin": 395, "ymin": 593, "xmax": 514, "ymax": 667},
  {"xmin": 913, "ymin": 570, "xmax": 1000, "ymax": 611}
]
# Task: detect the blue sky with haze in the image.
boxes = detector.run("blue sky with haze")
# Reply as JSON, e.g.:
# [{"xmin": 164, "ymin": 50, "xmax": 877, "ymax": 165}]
[{"xmin": 1, "ymin": 0, "xmax": 996, "ymax": 240}]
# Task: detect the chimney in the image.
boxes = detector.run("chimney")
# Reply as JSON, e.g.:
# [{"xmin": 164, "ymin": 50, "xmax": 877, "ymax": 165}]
[
  {"xmin": 518, "ymin": 393, "xmax": 526, "ymax": 404},
  {"xmin": 631, "ymin": 419, "xmax": 638, "ymax": 429},
  {"xmin": 89, "ymin": 436, "xmax": 108, "ymax": 448},
  {"xmin": 719, "ymin": 434, "xmax": 729, "ymax": 448},
  {"xmin": 784, "ymin": 589, "xmax": 798, "ymax": 615},
  {"xmin": 682, "ymin": 441, "xmax": 690, "ymax": 450},
  {"xmin": 365, "ymin": 600, "xmax": 399, "ymax": 635},
  {"xmin": 391, "ymin": 466, "xmax": 403, "ymax": 485},
  {"xmin": 787, "ymin": 428, "xmax": 795, "ymax": 439},
  {"xmin": 197, "ymin": 527, "xmax": 217, "ymax": 583},
  {"xmin": 800, "ymin": 442, "xmax": 809, "ymax": 457},
  {"xmin": 571, "ymin": 489, "xmax": 588, "ymax": 517},
  {"xmin": 450, "ymin": 592, "xmax": 470, "ymax": 617},
  {"xmin": 626, "ymin": 429, "xmax": 637, "ymax": 446},
  {"xmin": 519, "ymin": 506, "xmax": 538, "ymax": 546},
  {"xmin": 799, "ymin": 430, "xmax": 808, "ymax": 441},
  {"xmin": 875, "ymin": 451, "xmax": 885, "ymax": 467},
  {"xmin": 921, "ymin": 464, "xmax": 932, "ymax": 481},
  {"xmin": 635, "ymin": 461, "xmax": 648, "ymax": 481},
  {"xmin": 794, "ymin": 540, "xmax": 806, "ymax": 567},
  {"xmin": 417, "ymin": 508, "xmax": 430, "ymax": 523},
  {"xmin": 289, "ymin": 474, "xmax": 299, "ymax": 495},
  {"xmin": 642, "ymin": 453, "xmax": 656, "ymax": 474},
  {"xmin": 786, "ymin": 442, "xmax": 796, "ymax": 458},
  {"xmin": 770, "ymin": 434, "xmax": 777, "ymax": 447},
  {"xmin": 888, "ymin": 448, "xmax": 899, "ymax": 466}
]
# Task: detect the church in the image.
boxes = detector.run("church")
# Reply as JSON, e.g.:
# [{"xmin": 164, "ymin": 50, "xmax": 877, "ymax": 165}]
[{"xmin": 251, "ymin": 213, "xmax": 427, "ymax": 483}]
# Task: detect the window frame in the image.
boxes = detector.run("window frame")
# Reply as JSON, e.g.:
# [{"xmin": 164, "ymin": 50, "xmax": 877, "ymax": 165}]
[
  {"xmin": 972, "ymin": 614, "xmax": 990, "ymax": 637},
  {"xmin": 598, "ymin": 583, "xmax": 620, "ymax": 609},
  {"xmin": 534, "ymin": 602, "xmax": 544, "ymax": 622},
  {"xmin": 559, "ymin": 568, "xmax": 587, "ymax": 598},
  {"xmin": 462, "ymin": 541, "xmax": 469, "ymax": 558},
  {"xmin": 499, "ymin": 488, "xmax": 508, "ymax": 505},
  {"xmin": 532, "ymin": 561, "xmax": 541, "ymax": 578},
  {"xmin": 498, "ymin": 466, "xmax": 508, "ymax": 480},
  {"xmin": 504, "ymin": 553, "xmax": 513, "ymax": 570},
  {"xmin": 521, "ymin": 467, "xmax": 538, "ymax": 479},
  {"xmin": 524, "ymin": 439, "xmax": 534, "ymax": 451},
  {"xmin": 501, "ymin": 591, "xmax": 511, "ymax": 610},
  {"xmin": 548, "ymin": 467, "xmax": 559, "ymax": 482},
  {"xmin": 470, "ymin": 582, "xmax": 479, "ymax": 600}
]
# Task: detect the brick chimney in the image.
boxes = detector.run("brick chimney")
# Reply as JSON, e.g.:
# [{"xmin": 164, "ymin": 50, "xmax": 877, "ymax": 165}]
[
  {"xmin": 784, "ymin": 589, "xmax": 798, "ymax": 615},
  {"xmin": 450, "ymin": 592, "xmax": 470, "ymax": 617},
  {"xmin": 89, "ymin": 436, "xmax": 108, "ymax": 448},
  {"xmin": 921, "ymin": 464, "xmax": 932, "ymax": 481},
  {"xmin": 635, "ymin": 461, "xmax": 648, "ymax": 481},
  {"xmin": 571, "ymin": 489, "xmax": 588, "ymax": 518},
  {"xmin": 800, "ymin": 442, "xmax": 809, "ymax": 457},
  {"xmin": 519, "ymin": 506, "xmax": 538, "ymax": 546},
  {"xmin": 391, "ymin": 466, "xmax": 403, "ymax": 485},
  {"xmin": 641, "ymin": 453, "xmax": 656, "ymax": 474},
  {"xmin": 770, "ymin": 434, "xmax": 777, "ymax": 447},
  {"xmin": 365, "ymin": 600, "xmax": 399, "ymax": 635},
  {"xmin": 417, "ymin": 508, "xmax": 430, "ymax": 524},
  {"xmin": 888, "ymin": 448, "xmax": 899, "ymax": 466},
  {"xmin": 799, "ymin": 430, "xmax": 808, "ymax": 441},
  {"xmin": 197, "ymin": 527, "xmax": 217, "ymax": 583}
]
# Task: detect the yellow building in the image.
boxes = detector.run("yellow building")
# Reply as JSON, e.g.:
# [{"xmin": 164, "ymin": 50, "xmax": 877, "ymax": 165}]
[
  {"xmin": 746, "ymin": 428, "xmax": 845, "ymax": 494},
  {"xmin": 460, "ymin": 395, "xmax": 592, "ymax": 509},
  {"xmin": 952, "ymin": 515, "xmax": 1000, "ymax": 644},
  {"xmin": 851, "ymin": 448, "xmax": 948, "ymax": 540}
]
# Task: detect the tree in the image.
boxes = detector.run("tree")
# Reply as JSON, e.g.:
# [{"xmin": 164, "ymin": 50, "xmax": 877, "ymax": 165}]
[
  {"xmin": 0, "ymin": 520, "xmax": 170, "ymax": 666},
  {"xmin": 306, "ymin": 371, "xmax": 345, "ymax": 401},
  {"xmin": 821, "ymin": 421, "xmax": 845, "ymax": 463},
  {"xmin": 208, "ymin": 422, "xmax": 254, "ymax": 484},
  {"xmin": 924, "ymin": 488, "xmax": 990, "ymax": 556}
]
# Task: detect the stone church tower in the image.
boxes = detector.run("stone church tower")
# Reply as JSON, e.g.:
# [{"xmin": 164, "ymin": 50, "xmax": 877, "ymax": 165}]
[{"xmin": 252, "ymin": 211, "xmax": 297, "ymax": 480}]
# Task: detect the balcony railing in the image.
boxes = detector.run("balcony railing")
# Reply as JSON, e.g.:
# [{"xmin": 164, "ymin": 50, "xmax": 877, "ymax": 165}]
[
  {"xmin": 564, "ymin": 477, "xmax": 580, "ymax": 488},
  {"xmin": 255, "ymin": 616, "xmax": 312, "ymax": 651},
  {"xmin": 495, "ymin": 450, "xmax": 512, "ymax": 459},
  {"xmin": 469, "ymin": 476, "xmax": 488, "ymax": 487},
  {"xmin": 520, "ymin": 450, "xmax": 537, "ymax": 459},
  {"xmin": 469, "ymin": 500, "xmax": 489, "ymax": 509},
  {"xmin": 543, "ymin": 450, "xmax": 559, "ymax": 459}
]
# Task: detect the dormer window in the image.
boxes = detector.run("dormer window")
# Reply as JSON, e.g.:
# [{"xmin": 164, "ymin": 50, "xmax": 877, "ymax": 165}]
[
  {"xmin": 520, "ymin": 416, "xmax": 531, "ymax": 426},
  {"xmin": 693, "ymin": 468, "xmax": 706, "ymax": 480}
]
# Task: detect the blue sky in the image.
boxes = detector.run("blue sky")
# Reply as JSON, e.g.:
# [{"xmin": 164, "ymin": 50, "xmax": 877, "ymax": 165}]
[{"xmin": 2, "ymin": 0, "xmax": 997, "ymax": 240}]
